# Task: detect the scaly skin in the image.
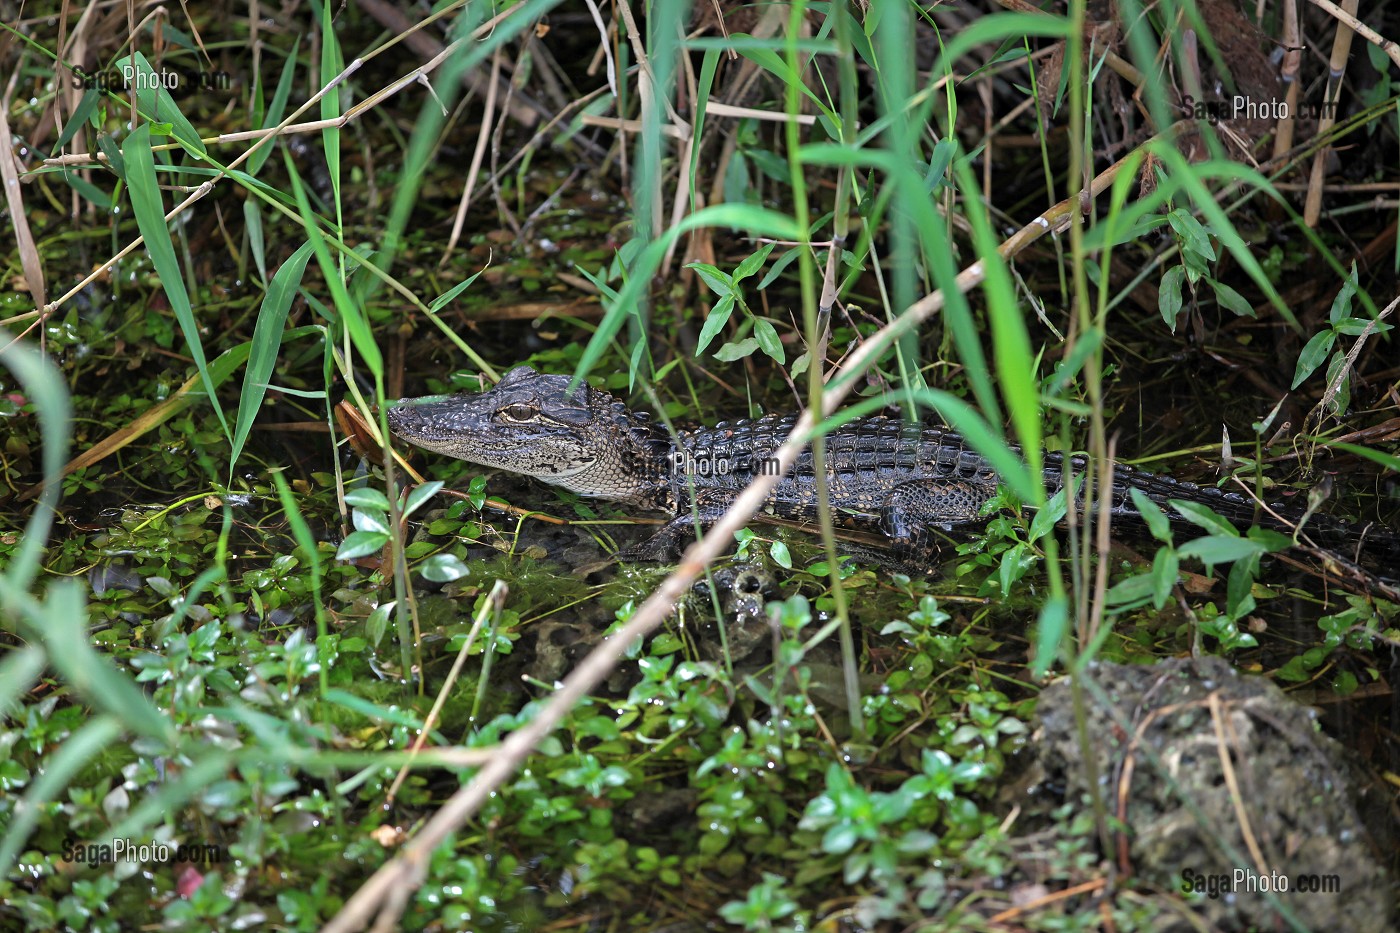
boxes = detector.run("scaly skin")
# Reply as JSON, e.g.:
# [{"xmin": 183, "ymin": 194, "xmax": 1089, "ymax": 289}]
[{"xmin": 386, "ymin": 366, "xmax": 1395, "ymax": 563}]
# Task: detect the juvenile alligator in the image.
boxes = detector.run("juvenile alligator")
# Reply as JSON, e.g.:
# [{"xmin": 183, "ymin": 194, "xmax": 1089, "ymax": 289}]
[{"xmin": 386, "ymin": 366, "xmax": 1395, "ymax": 565}]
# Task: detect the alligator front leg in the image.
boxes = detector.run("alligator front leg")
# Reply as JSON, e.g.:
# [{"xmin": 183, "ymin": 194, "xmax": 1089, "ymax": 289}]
[{"xmin": 617, "ymin": 490, "xmax": 740, "ymax": 561}]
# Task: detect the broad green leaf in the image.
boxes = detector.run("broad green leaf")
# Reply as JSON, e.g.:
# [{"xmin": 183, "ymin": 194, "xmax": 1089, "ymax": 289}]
[
  {"xmin": 1129, "ymin": 487, "xmax": 1172, "ymax": 542},
  {"xmin": 1031, "ymin": 594, "xmax": 1069, "ymax": 678},
  {"xmin": 733, "ymin": 242, "xmax": 776, "ymax": 282},
  {"xmin": 687, "ymin": 262, "xmax": 735, "ymax": 298},
  {"xmin": 1159, "ymin": 265, "xmax": 1186, "ymax": 330},
  {"xmin": 1167, "ymin": 208, "xmax": 1214, "ymax": 263},
  {"xmin": 1291, "ymin": 329, "xmax": 1336, "ymax": 388},
  {"xmin": 695, "ymin": 295, "xmax": 737, "ymax": 356},
  {"xmin": 1327, "ymin": 262, "xmax": 1358, "ymax": 324},
  {"xmin": 337, "ymin": 531, "xmax": 389, "ymax": 560},
  {"xmin": 1178, "ymin": 534, "xmax": 1265, "ymax": 569},
  {"xmin": 404, "ymin": 481, "xmax": 445, "ymax": 519},
  {"xmin": 421, "ymin": 554, "xmax": 470, "ymax": 582},
  {"xmin": 1169, "ymin": 500, "xmax": 1238, "ymax": 536},
  {"xmin": 344, "ymin": 488, "xmax": 392, "ymax": 510},
  {"xmin": 714, "ymin": 337, "xmax": 760, "ymax": 362},
  {"xmin": 1226, "ymin": 557, "xmax": 1257, "ymax": 618},
  {"xmin": 352, "ymin": 509, "xmax": 390, "ymax": 535},
  {"xmin": 1105, "ymin": 573, "xmax": 1156, "ymax": 607},
  {"xmin": 753, "ymin": 318, "xmax": 786, "ymax": 364},
  {"xmin": 1151, "ymin": 547, "xmax": 1179, "ymax": 608},
  {"xmin": 366, "ymin": 602, "xmax": 395, "ymax": 646},
  {"xmin": 1210, "ymin": 280, "xmax": 1254, "ymax": 318}
]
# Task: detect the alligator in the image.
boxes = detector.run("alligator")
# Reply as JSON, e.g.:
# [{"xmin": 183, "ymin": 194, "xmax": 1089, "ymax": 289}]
[{"xmin": 386, "ymin": 366, "xmax": 1397, "ymax": 566}]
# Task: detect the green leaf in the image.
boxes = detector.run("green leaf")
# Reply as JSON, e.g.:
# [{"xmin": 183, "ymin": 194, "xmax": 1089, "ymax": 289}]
[
  {"xmin": 344, "ymin": 488, "xmax": 392, "ymax": 510},
  {"xmin": 695, "ymin": 294, "xmax": 737, "ymax": 356},
  {"xmin": 1323, "ymin": 441, "xmax": 1400, "ymax": 472},
  {"xmin": 230, "ymin": 241, "xmax": 315, "ymax": 472},
  {"xmin": 353, "ymin": 509, "xmax": 390, "ymax": 535},
  {"xmin": 403, "ymin": 481, "xmax": 445, "ymax": 519},
  {"xmin": 1169, "ymin": 500, "xmax": 1238, "ymax": 536},
  {"xmin": 1159, "ymin": 265, "xmax": 1186, "ymax": 330},
  {"xmin": 1104, "ymin": 573, "xmax": 1156, "ymax": 608},
  {"xmin": 1291, "ymin": 329, "xmax": 1336, "ymax": 388},
  {"xmin": 0, "ymin": 344, "xmax": 69, "ymax": 591},
  {"xmin": 575, "ymin": 204, "xmax": 801, "ymax": 381},
  {"xmin": 1151, "ymin": 547, "xmax": 1179, "ymax": 609},
  {"xmin": 821, "ymin": 823, "xmax": 858, "ymax": 855},
  {"xmin": 336, "ymin": 531, "xmax": 389, "ymax": 560},
  {"xmin": 1177, "ymin": 534, "xmax": 1265, "ymax": 570},
  {"xmin": 1327, "ymin": 262, "xmax": 1358, "ymax": 324},
  {"xmin": 686, "ymin": 262, "xmax": 734, "ymax": 298},
  {"xmin": 1031, "ymin": 594, "xmax": 1069, "ymax": 678},
  {"xmin": 1168, "ymin": 208, "xmax": 1214, "ymax": 262},
  {"xmin": 1028, "ymin": 480, "xmax": 1071, "ymax": 542},
  {"xmin": 122, "ymin": 124, "xmax": 230, "ymax": 440},
  {"xmin": 753, "ymin": 318, "xmax": 785, "ymax": 364},
  {"xmin": 1226, "ymin": 557, "xmax": 1257, "ymax": 618},
  {"xmin": 429, "ymin": 268, "xmax": 486, "ymax": 313},
  {"xmin": 421, "ymin": 554, "xmax": 470, "ymax": 583},
  {"xmin": 115, "ymin": 53, "xmax": 208, "ymax": 159},
  {"xmin": 1210, "ymin": 280, "xmax": 1254, "ymax": 318},
  {"xmin": 366, "ymin": 601, "xmax": 394, "ymax": 647},
  {"xmin": 250, "ymin": 34, "xmax": 301, "ymax": 175},
  {"xmin": 732, "ymin": 242, "xmax": 776, "ymax": 282},
  {"xmin": 1129, "ymin": 488, "xmax": 1172, "ymax": 542},
  {"xmin": 757, "ymin": 247, "xmax": 801, "ymax": 290},
  {"xmin": 768, "ymin": 540, "xmax": 792, "ymax": 569},
  {"xmin": 714, "ymin": 337, "xmax": 759, "ymax": 361}
]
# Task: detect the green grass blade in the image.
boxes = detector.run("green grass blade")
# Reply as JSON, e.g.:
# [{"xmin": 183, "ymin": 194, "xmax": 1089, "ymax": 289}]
[
  {"xmin": 38, "ymin": 580, "xmax": 174, "ymax": 741},
  {"xmin": 122, "ymin": 124, "xmax": 231, "ymax": 440},
  {"xmin": 1322, "ymin": 441, "xmax": 1400, "ymax": 472},
  {"xmin": 0, "ymin": 342, "xmax": 69, "ymax": 592},
  {"xmin": 318, "ymin": 0, "xmax": 344, "ymax": 209},
  {"xmin": 0, "ymin": 646, "xmax": 45, "ymax": 714},
  {"xmin": 230, "ymin": 241, "xmax": 316, "ymax": 472},
  {"xmin": 282, "ymin": 151, "xmax": 383, "ymax": 378},
  {"xmin": 953, "ymin": 158, "xmax": 1044, "ymax": 492},
  {"xmin": 250, "ymin": 34, "xmax": 302, "ymax": 176}
]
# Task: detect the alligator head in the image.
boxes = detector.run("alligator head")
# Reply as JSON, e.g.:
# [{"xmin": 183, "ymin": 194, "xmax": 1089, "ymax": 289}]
[{"xmin": 386, "ymin": 365, "xmax": 669, "ymax": 506}]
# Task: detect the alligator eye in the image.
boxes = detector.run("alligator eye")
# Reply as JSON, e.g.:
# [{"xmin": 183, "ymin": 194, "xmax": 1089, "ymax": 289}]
[{"xmin": 498, "ymin": 403, "xmax": 538, "ymax": 422}]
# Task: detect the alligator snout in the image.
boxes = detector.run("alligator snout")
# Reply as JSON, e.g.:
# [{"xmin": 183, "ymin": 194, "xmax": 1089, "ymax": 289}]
[{"xmin": 384, "ymin": 403, "xmax": 422, "ymax": 433}]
